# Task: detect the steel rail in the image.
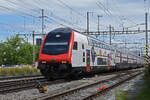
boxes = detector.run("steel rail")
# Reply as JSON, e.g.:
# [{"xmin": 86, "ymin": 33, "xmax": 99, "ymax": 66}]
[
  {"xmin": 83, "ymin": 72, "xmax": 142, "ymax": 100},
  {"xmin": 32, "ymin": 69, "xmax": 143, "ymax": 100}
]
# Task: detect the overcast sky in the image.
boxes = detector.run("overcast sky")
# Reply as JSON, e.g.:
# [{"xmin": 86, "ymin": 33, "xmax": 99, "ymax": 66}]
[{"xmin": 0, "ymin": 0, "xmax": 150, "ymax": 53}]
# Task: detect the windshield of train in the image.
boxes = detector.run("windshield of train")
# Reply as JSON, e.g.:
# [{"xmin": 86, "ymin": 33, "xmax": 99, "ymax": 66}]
[{"xmin": 42, "ymin": 32, "xmax": 71, "ymax": 55}]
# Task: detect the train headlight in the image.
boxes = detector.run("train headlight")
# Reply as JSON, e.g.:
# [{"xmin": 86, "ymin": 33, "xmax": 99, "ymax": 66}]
[
  {"xmin": 41, "ymin": 61, "xmax": 46, "ymax": 64},
  {"xmin": 62, "ymin": 61, "xmax": 67, "ymax": 63}
]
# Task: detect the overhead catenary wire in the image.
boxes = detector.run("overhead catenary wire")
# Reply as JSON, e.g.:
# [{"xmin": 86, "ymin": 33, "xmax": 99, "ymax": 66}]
[
  {"xmin": 5, "ymin": 0, "xmax": 40, "ymax": 13},
  {"xmin": 56, "ymin": 0, "xmax": 86, "ymax": 18},
  {"xmin": 0, "ymin": 22, "xmax": 42, "ymax": 34},
  {"xmin": 46, "ymin": 16, "xmax": 86, "ymax": 31},
  {"xmin": 96, "ymin": 1, "xmax": 122, "ymax": 25},
  {"xmin": 97, "ymin": 1, "xmax": 139, "ymax": 30},
  {"xmin": 111, "ymin": 0, "xmax": 138, "ymax": 26},
  {"xmin": 0, "ymin": 5, "xmax": 38, "ymax": 18},
  {"xmin": 1, "ymin": 0, "xmax": 102, "ymax": 33},
  {"xmin": 56, "ymin": 0, "xmax": 104, "ymax": 31},
  {"xmin": 45, "ymin": 9, "xmax": 86, "ymax": 31},
  {"xmin": 0, "ymin": 2, "xmax": 86, "ymax": 33}
]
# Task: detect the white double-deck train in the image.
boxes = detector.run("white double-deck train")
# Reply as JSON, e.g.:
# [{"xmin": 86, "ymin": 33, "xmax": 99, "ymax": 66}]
[{"xmin": 38, "ymin": 28, "xmax": 145, "ymax": 79}]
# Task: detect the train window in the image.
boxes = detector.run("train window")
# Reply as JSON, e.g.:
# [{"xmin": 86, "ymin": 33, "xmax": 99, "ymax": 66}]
[
  {"xmin": 106, "ymin": 45, "xmax": 107, "ymax": 49},
  {"xmin": 100, "ymin": 44, "xmax": 102, "ymax": 48},
  {"xmin": 87, "ymin": 56, "xmax": 90, "ymax": 65},
  {"xmin": 82, "ymin": 44, "xmax": 84, "ymax": 49},
  {"xmin": 103, "ymin": 45, "xmax": 105, "ymax": 49},
  {"xmin": 73, "ymin": 41, "xmax": 78, "ymax": 50},
  {"xmin": 91, "ymin": 40, "xmax": 94, "ymax": 46},
  {"xmin": 102, "ymin": 44, "xmax": 104, "ymax": 48},
  {"xmin": 96, "ymin": 42, "xmax": 99, "ymax": 47},
  {"xmin": 97, "ymin": 43, "xmax": 100, "ymax": 48},
  {"xmin": 103, "ymin": 59, "xmax": 107, "ymax": 65},
  {"xmin": 105, "ymin": 45, "xmax": 107, "ymax": 49},
  {"xmin": 83, "ymin": 52, "xmax": 85, "ymax": 56},
  {"xmin": 97, "ymin": 58, "xmax": 102, "ymax": 65},
  {"xmin": 83, "ymin": 58, "xmax": 85, "ymax": 62},
  {"xmin": 107, "ymin": 46, "xmax": 109, "ymax": 50},
  {"xmin": 89, "ymin": 39, "xmax": 92, "ymax": 45},
  {"xmin": 97, "ymin": 58, "xmax": 106, "ymax": 65}
]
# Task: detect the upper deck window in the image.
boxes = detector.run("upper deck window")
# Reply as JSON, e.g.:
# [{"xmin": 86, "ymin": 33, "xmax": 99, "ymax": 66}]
[
  {"xmin": 82, "ymin": 44, "xmax": 84, "ymax": 49},
  {"xmin": 73, "ymin": 41, "xmax": 78, "ymax": 50}
]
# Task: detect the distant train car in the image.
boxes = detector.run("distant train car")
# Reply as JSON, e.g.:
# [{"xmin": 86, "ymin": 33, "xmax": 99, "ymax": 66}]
[{"xmin": 37, "ymin": 28, "xmax": 145, "ymax": 80}]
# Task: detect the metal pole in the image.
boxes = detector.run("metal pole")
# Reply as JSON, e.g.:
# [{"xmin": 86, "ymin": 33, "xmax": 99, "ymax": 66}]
[
  {"xmin": 42, "ymin": 9, "xmax": 44, "ymax": 39},
  {"xmin": 125, "ymin": 39, "xmax": 127, "ymax": 50},
  {"xmin": 145, "ymin": 12, "xmax": 149, "ymax": 65},
  {"xmin": 109, "ymin": 25, "xmax": 112, "ymax": 45},
  {"xmin": 97, "ymin": 15, "xmax": 102, "ymax": 38},
  {"xmin": 32, "ymin": 31, "xmax": 35, "ymax": 67},
  {"xmin": 103, "ymin": 32, "xmax": 104, "ymax": 42},
  {"xmin": 97, "ymin": 15, "xmax": 100, "ymax": 38},
  {"xmin": 87, "ymin": 12, "xmax": 89, "ymax": 35}
]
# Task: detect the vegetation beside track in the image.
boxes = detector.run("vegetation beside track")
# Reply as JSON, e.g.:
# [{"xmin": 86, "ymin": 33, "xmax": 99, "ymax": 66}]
[
  {"xmin": 0, "ymin": 35, "xmax": 40, "ymax": 65},
  {"xmin": 0, "ymin": 67, "xmax": 41, "ymax": 77},
  {"xmin": 116, "ymin": 65, "xmax": 150, "ymax": 100}
]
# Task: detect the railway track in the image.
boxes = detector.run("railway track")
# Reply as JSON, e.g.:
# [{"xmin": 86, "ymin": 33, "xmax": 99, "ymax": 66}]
[
  {"xmin": 83, "ymin": 71, "xmax": 142, "ymax": 100},
  {"xmin": 0, "ymin": 75, "xmax": 66, "ymax": 94},
  {"xmin": 0, "ymin": 75, "xmax": 42, "ymax": 81},
  {"xmin": 32, "ymin": 68, "xmax": 143, "ymax": 100},
  {"xmin": 0, "ymin": 68, "xmax": 143, "ymax": 96},
  {"xmin": 0, "ymin": 75, "xmax": 45, "ymax": 94}
]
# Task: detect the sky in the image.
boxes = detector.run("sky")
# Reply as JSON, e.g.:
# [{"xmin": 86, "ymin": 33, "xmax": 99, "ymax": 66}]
[{"xmin": 0, "ymin": 0, "xmax": 150, "ymax": 54}]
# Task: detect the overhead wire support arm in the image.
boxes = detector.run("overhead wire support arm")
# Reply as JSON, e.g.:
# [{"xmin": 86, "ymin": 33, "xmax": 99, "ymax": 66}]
[
  {"xmin": 17, "ymin": 33, "xmax": 46, "ymax": 37},
  {"xmin": 83, "ymin": 30, "xmax": 150, "ymax": 35}
]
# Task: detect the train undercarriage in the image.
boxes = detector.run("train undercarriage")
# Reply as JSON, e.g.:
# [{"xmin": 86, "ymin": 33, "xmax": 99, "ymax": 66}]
[
  {"xmin": 38, "ymin": 62, "xmax": 72, "ymax": 80},
  {"xmin": 38, "ymin": 61, "xmax": 144, "ymax": 80}
]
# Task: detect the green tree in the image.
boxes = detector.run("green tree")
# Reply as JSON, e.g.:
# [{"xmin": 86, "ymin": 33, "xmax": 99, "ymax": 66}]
[
  {"xmin": 35, "ymin": 46, "xmax": 40, "ymax": 61},
  {"xmin": 0, "ymin": 42, "xmax": 5, "ymax": 65},
  {"xmin": 0, "ymin": 35, "xmax": 40, "ymax": 65}
]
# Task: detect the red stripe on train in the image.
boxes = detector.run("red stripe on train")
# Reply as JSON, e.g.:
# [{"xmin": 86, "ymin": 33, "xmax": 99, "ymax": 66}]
[{"xmin": 68, "ymin": 31, "xmax": 74, "ymax": 64}]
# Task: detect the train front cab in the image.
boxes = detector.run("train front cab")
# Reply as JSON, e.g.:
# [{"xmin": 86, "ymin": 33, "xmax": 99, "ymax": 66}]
[{"xmin": 38, "ymin": 28, "xmax": 74, "ymax": 79}]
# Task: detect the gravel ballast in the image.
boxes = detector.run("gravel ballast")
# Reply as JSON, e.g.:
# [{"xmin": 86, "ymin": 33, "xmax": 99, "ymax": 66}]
[
  {"xmin": 0, "ymin": 69, "xmax": 143, "ymax": 100},
  {"xmin": 93, "ymin": 74, "xmax": 144, "ymax": 100}
]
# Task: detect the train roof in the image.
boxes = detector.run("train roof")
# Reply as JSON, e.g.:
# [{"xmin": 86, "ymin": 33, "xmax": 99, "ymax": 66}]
[
  {"xmin": 49, "ymin": 27, "xmax": 73, "ymax": 34},
  {"xmin": 49, "ymin": 27, "xmax": 144, "ymax": 59}
]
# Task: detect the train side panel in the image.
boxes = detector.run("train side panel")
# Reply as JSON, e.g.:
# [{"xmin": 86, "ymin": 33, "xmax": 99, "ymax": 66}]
[{"xmin": 71, "ymin": 32, "xmax": 88, "ymax": 72}]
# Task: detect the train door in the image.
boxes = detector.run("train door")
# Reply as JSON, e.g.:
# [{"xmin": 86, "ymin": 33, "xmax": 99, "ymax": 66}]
[
  {"xmin": 107, "ymin": 53, "xmax": 112, "ymax": 70},
  {"xmin": 86, "ymin": 50, "xmax": 90, "ymax": 72}
]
